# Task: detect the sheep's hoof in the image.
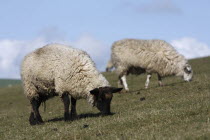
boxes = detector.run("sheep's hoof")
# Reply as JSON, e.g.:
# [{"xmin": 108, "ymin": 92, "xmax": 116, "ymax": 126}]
[
  {"xmin": 36, "ymin": 121, "xmax": 44, "ymax": 125},
  {"xmin": 29, "ymin": 118, "xmax": 44, "ymax": 125},
  {"xmin": 29, "ymin": 113, "xmax": 44, "ymax": 125},
  {"xmin": 29, "ymin": 120, "xmax": 37, "ymax": 125},
  {"xmin": 30, "ymin": 121, "xmax": 44, "ymax": 125},
  {"xmin": 70, "ymin": 113, "xmax": 78, "ymax": 120},
  {"xmin": 64, "ymin": 112, "xmax": 71, "ymax": 121}
]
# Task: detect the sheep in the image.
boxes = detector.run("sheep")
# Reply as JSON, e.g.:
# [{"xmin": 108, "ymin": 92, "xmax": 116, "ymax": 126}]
[
  {"xmin": 21, "ymin": 43, "xmax": 122, "ymax": 125},
  {"xmin": 106, "ymin": 60, "xmax": 114, "ymax": 72},
  {"xmin": 111, "ymin": 39, "xmax": 193, "ymax": 91}
]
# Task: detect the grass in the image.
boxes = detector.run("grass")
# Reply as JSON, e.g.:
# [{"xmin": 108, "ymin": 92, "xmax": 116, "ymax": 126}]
[
  {"xmin": 0, "ymin": 79, "xmax": 21, "ymax": 88},
  {"xmin": 0, "ymin": 57, "xmax": 210, "ymax": 140}
]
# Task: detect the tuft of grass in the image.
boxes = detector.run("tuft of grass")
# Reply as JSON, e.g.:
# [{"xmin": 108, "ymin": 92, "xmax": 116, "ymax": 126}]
[{"xmin": 0, "ymin": 57, "xmax": 210, "ymax": 140}]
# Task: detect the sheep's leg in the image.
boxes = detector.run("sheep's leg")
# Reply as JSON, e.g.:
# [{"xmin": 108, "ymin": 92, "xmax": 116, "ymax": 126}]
[
  {"xmin": 29, "ymin": 98, "xmax": 43, "ymax": 125},
  {"xmin": 158, "ymin": 74, "xmax": 163, "ymax": 86},
  {"xmin": 29, "ymin": 111, "xmax": 36, "ymax": 125},
  {"xmin": 117, "ymin": 76, "xmax": 123, "ymax": 88},
  {"xmin": 70, "ymin": 97, "xmax": 77, "ymax": 120},
  {"xmin": 121, "ymin": 75, "xmax": 129, "ymax": 91},
  {"xmin": 61, "ymin": 93, "xmax": 70, "ymax": 121},
  {"xmin": 145, "ymin": 74, "xmax": 152, "ymax": 89}
]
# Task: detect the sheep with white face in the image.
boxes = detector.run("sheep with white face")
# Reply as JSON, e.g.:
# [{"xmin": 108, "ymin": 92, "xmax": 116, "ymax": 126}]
[{"xmin": 111, "ymin": 39, "xmax": 193, "ymax": 91}]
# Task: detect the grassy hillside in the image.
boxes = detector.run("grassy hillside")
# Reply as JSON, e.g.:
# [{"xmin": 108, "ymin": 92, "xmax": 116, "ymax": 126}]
[
  {"xmin": 0, "ymin": 57, "xmax": 209, "ymax": 140},
  {"xmin": 0, "ymin": 79, "xmax": 21, "ymax": 88}
]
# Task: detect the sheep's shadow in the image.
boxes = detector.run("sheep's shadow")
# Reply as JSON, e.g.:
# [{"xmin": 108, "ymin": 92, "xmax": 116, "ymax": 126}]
[
  {"xmin": 47, "ymin": 117, "xmax": 63, "ymax": 122},
  {"xmin": 47, "ymin": 112, "xmax": 115, "ymax": 122}
]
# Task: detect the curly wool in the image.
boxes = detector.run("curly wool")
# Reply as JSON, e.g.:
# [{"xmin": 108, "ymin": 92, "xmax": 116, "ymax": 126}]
[
  {"xmin": 21, "ymin": 44, "xmax": 109, "ymax": 105},
  {"xmin": 111, "ymin": 39, "xmax": 188, "ymax": 77}
]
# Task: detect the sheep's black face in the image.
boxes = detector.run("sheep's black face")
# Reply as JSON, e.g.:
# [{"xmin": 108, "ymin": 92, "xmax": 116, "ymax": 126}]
[{"xmin": 90, "ymin": 87, "xmax": 123, "ymax": 115}]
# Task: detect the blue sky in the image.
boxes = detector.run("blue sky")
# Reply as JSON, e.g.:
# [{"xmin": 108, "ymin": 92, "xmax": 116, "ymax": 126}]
[{"xmin": 0, "ymin": 0, "xmax": 210, "ymax": 79}]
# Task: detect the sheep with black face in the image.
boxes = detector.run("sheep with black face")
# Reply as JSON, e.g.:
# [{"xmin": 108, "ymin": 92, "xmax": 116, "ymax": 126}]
[{"xmin": 21, "ymin": 44, "xmax": 122, "ymax": 125}]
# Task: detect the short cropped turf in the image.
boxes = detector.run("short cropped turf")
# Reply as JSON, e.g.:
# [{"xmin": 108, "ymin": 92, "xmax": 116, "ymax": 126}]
[{"xmin": 0, "ymin": 57, "xmax": 209, "ymax": 140}]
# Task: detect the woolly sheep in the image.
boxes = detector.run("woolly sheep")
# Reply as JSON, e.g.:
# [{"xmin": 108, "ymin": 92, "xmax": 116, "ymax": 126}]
[
  {"xmin": 21, "ymin": 44, "xmax": 122, "ymax": 125},
  {"xmin": 111, "ymin": 39, "xmax": 193, "ymax": 91}
]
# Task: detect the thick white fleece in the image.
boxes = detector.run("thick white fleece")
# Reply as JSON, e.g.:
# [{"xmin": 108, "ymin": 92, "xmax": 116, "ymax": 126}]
[{"xmin": 21, "ymin": 44, "xmax": 109, "ymax": 105}]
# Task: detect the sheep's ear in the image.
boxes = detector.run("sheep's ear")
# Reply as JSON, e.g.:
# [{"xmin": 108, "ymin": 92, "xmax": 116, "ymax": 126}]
[
  {"xmin": 109, "ymin": 87, "xmax": 123, "ymax": 93},
  {"xmin": 90, "ymin": 88, "xmax": 99, "ymax": 96}
]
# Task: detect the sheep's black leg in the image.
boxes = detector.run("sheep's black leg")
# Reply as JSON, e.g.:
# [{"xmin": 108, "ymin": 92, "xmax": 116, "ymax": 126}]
[
  {"xmin": 29, "ymin": 98, "xmax": 43, "ymax": 125},
  {"xmin": 29, "ymin": 112, "xmax": 36, "ymax": 125},
  {"xmin": 61, "ymin": 93, "xmax": 70, "ymax": 121},
  {"xmin": 36, "ymin": 99, "xmax": 43, "ymax": 123},
  {"xmin": 157, "ymin": 74, "xmax": 163, "ymax": 86},
  {"xmin": 70, "ymin": 97, "xmax": 77, "ymax": 120}
]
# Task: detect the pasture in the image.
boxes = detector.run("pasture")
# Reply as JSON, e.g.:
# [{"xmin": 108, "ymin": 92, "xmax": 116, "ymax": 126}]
[{"xmin": 0, "ymin": 57, "xmax": 209, "ymax": 140}]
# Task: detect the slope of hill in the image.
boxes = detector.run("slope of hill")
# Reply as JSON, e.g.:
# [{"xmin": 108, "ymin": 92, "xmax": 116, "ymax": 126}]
[
  {"xmin": 0, "ymin": 56, "xmax": 209, "ymax": 139},
  {"xmin": 0, "ymin": 79, "xmax": 21, "ymax": 88}
]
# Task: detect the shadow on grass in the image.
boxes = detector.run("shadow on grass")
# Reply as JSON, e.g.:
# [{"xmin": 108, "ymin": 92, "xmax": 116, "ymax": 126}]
[
  {"xmin": 47, "ymin": 112, "xmax": 115, "ymax": 122},
  {"xmin": 47, "ymin": 117, "xmax": 64, "ymax": 122}
]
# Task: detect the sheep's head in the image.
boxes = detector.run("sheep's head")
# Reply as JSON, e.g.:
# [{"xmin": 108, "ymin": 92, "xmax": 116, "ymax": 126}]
[
  {"xmin": 183, "ymin": 64, "xmax": 193, "ymax": 82},
  {"xmin": 90, "ymin": 87, "xmax": 123, "ymax": 115}
]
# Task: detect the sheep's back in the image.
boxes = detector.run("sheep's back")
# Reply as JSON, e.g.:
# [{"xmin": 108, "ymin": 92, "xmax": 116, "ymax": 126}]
[
  {"xmin": 21, "ymin": 44, "xmax": 109, "ymax": 99},
  {"xmin": 21, "ymin": 44, "xmax": 81, "ymax": 83}
]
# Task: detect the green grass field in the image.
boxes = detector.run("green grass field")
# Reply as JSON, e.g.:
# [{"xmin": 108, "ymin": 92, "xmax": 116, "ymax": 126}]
[
  {"xmin": 0, "ymin": 57, "xmax": 210, "ymax": 140},
  {"xmin": 0, "ymin": 79, "xmax": 21, "ymax": 88}
]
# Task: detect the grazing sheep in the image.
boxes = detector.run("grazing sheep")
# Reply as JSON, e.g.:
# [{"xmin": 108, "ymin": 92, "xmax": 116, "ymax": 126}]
[
  {"xmin": 111, "ymin": 39, "xmax": 193, "ymax": 91},
  {"xmin": 21, "ymin": 44, "xmax": 122, "ymax": 125},
  {"xmin": 106, "ymin": 60, "xmax": 114, "ymax": 72}
]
